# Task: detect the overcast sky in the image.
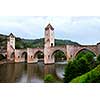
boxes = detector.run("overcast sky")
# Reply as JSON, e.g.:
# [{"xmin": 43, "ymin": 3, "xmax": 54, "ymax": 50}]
[{"xmin": 0, "ymin": 16, "xmax": 100, "ymax": 45}]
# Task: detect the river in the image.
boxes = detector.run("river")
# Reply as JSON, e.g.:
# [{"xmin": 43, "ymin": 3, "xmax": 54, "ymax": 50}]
[{"xmin": 0, "ymin": 61, "xmax": 67, "ymax": 83}]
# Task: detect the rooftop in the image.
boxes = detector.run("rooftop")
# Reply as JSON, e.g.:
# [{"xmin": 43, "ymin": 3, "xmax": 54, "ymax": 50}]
[{"xmin": 45, "ymin": 23, "xmax": 54, "ymax": 30}]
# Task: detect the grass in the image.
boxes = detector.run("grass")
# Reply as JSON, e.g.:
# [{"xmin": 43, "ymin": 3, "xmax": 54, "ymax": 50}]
[{"xmin": 70, "ymin": 64, "xmax": 100, "ymax": 83}]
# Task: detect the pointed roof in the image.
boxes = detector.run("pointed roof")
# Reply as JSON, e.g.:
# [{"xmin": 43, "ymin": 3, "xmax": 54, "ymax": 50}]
[
  {"xmin": 8, "ymin": 33, "xmax": 15, "ymax": 38},
  {"xmin": 45, "ymin": 23, "xmax": 54, "ymax": 30}
]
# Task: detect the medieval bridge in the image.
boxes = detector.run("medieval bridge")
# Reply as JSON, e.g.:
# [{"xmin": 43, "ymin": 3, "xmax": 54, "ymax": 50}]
[{"xmin": 3, "ymin": 24, "xmax": 100, "ymax": 64}]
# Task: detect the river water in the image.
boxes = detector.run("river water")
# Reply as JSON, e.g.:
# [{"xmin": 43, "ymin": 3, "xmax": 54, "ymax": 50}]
[{"xmin": 0, "ymin": 61, "xmax": 66, "ymax": 83}]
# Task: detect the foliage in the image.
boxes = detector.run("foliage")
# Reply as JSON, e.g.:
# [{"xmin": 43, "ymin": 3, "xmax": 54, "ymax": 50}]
[
  {"xmin": 78, "ymin": 57, "xmax": 90, "ymax": 74},
  {"xmin": 85, "ymin": 52, "xmax": 94, "ymax": 63},
  {"xmin": 0, "ymin": 34, "xmax": 80, "ymax": 50},
  {"xmin": 64, "ymin": 60, "xmax": 79, "ymax": 82},
  {"xmin": 97, "ymin": 54, "xmax": 100, "ymax": 61},
  {"xmin": 76, "ymin": 51, "xmax": 86, "ymax": 60},
  {"xmin": 64, "ymin": 50, "xmax": 95, "ymax": 83},
  {"xmin": 96, "ymin": 54, "xmax": 100, "ymax": 65},
  {"xmin": 54, "ymin": 50, "xmax": 66, "ymax": 61},
  {"xmin": 44, "ymin": 74, "xmax": 55, "ymax": 83},
  {"xmin": 70, "ymin": 64, "xmax": 100, "ymax": 83}
]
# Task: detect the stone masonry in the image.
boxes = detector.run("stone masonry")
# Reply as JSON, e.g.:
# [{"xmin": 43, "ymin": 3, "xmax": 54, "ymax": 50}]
[{"xmin": 6, "ymin": 24, "xmax": 100, "ymax": 64}]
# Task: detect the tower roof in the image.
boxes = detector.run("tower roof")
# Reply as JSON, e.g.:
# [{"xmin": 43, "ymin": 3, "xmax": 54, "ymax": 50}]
[
  {"xmin": 45, "ymin": 23, "xmax": 54, "ymax": 30},
  {"xmin": 8, "ymin": 33, "xmax": 15, "ymax": 38}
]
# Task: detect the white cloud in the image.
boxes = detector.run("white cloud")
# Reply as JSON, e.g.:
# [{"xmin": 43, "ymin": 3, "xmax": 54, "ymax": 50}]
[{"xmin": 0, "ymin": 16, "xmax": 100, "ymax": 44}]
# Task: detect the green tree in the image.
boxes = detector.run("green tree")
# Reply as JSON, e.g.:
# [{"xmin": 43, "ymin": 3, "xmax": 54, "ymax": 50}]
[
  {"xmin": 97, "ymin": 54, "xmax": 100, "ymax": 61},
  {"xmin": 64, "ymin": 51, "xmax": 96, "ymax": 83},
  {"xmin": 78, "ymin": 57, "xmax": 90, "ymax": 74},
  {"xmin": 76, "ymin": 52, "xmax": 85, "ymax": 60},
  {"xmin": 70, "ymin": 64, "xmax": 100, "ymax": 83},
  {"xmin": 85, "ymin": 52, "xmax": 94, "ymax": 64},
  {"xmin": 64, "ymin": 60, "xmax": 79, "ymax": 82},
  {"xmin": 44, "ymin": 74, "xmax": 55, "ymax": 83}
]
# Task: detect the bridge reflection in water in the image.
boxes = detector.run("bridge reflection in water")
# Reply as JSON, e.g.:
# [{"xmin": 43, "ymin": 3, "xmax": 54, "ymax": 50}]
[{"xmin": 0, "ymin": 62, "xmax": 66, "ymax": 83}]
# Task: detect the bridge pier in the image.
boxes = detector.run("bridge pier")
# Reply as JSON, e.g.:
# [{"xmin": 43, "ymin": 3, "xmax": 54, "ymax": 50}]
[
  {"xmin": 44, "ymin": 55, "xmax": 55, "ymax": 64},
  {"xmin": 27, "ymin": 48, "xmax": 41, "ymax": 63}
]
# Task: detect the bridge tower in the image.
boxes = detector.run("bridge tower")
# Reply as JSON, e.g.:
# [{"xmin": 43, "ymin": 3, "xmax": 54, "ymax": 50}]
[
  {"xmin": 7, "ymin": 33, "xmax": 15, "ymax": 61},
  {"xmin": 44, "ymin": 23, "xmax": 55, "ymax": 64}
]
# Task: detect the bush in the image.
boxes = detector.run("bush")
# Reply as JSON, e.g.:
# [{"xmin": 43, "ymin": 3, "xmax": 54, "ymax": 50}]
[
  {"xmin": 64, "ymin": 51, "xmax": 96, "ymax": 83},
  {"xmin": 97, "ymin": 54, "xmax": 100, "ymax": 61},
  {"xmin": 85, "ymin": 52, "xmax": 94, "ymax": 64},
  {"xmin": 64, "ymin": 60, "xmax": 80, "ymax": 82},
  {"xmin": 77, "ymin": 57, "xmax": 90, "ymax": 74},
  {"xmin": 76, "ymin": 52, "xmax": 86, "ymax": 60},
  {"xmin": 70, "ymin": 64, "xmax": 100, "ymax": 83},
  {"xmin": 96, "ymin": 54, "xmax": 100, "ymax": 65},
  {"xmin": 44, "ymin": 74, "xmax": 55, "ymax": 83}
]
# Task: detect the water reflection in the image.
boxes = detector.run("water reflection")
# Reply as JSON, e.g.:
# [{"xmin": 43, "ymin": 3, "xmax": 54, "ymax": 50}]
[{"xmin": 0, "ymin": 62, "xmax": 66, "ymax": 83}]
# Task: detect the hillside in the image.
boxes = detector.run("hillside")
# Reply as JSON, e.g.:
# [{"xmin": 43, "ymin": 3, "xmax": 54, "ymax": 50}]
[{"xmin": 0, "ymin": 34, "xmax": 80, "ymax": 49}]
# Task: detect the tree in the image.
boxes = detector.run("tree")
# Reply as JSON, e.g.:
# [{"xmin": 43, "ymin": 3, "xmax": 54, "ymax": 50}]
[
  {"xmin": 64, "ymin": 51, "xmax": 95, "ymax": 83},
  {"xmin": 70, "ymin": 64, "xmax": 100, "ymax": 83},
  {"xmin": 77, "ymin": 57, "xmax": 90, "ymax": 74},
  {"xmin": 44, "ymin": 74, "xmax": 55, "ymax": 83},
  {"xmin": 85, "ymin": 52, "xmax": 94, "ymax": 64},
  {"xmin": 64, "ymin": 60, "xmax": 79, "ymax": 82},
  {"xmin": 97, "ymin": 54, "xmax": 100, "ymax": 61},
  {"xmin": 76, "ymin": 52, "xmax": 86, "ymax": 60}
]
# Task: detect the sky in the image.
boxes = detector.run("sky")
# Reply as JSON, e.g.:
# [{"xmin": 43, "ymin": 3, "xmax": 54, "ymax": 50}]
[{"xmin": 0, "ymin": 16, "xmax": 100, "ymax": 45}]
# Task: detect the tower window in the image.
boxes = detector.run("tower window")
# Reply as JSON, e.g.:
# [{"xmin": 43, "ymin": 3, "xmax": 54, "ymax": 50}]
[
  {"xmin": 48, "ymin": 55, "xmax": 50, "ymax": 58},
  {"xmin": 18, "ymin": 56, "xmax": 20, "ymax": 58},
  {"xmin": 51, "ymin": 43, "xmax": 53, "ymax": 47}
]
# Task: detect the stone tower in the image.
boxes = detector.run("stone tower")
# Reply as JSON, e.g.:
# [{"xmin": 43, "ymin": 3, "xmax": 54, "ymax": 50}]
[
  {"xmin": 7, "ymin": 33, "xmax": 15, "ymax": 61},
  {"xmin": 44, "ymin": 23, "xmax": 55, "ymax": 64}
]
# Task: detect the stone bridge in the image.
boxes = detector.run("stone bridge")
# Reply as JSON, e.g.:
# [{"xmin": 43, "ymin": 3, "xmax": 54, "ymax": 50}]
[
  {"xmin": 13, "ymin": 44, "xmax": 100, "ymax": 64},
  {"xmin": 15, "ymin": 49, "xmax": 27, "ymax": 62},
  {"xmin": 2, "ymin": 40, "xmax": 100, "ymax": 64},
  {"xmin": 5, "ymin": 24, "xmax": 100, "ymax": 64},
  {"xmin": 66, "ymin": 45, "xmax": 98, "ymax": 60},
  {"xmin": 14, "ymin": 46, "xmax": 67, "ymax": 63}
]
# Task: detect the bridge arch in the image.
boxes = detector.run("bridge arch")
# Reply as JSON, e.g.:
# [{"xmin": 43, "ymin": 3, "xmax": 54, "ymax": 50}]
[
  {"xmin": 51, "ymin": 49, "xmax": 67, "ymax": 62},
  {"xmin": 34, "ymin": 50, "xmax": 44, "ymax": 62},
  {"xmin": 21, "ymin": 52, "xmax": 27, "ymax": 62},
  {"xmin": 74, "ymin": 48, "xmax": 96, "ymax": 58}
]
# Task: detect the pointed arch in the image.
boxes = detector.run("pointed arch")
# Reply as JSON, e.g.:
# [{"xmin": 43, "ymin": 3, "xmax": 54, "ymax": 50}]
[
  {"xmin": 51, "ymin": 49, "xmax": 67, "ymax": 62},
  {"xmin": 34, "ymin": 50, "xmax": 44, "ymax": 61},
  {"xmin": 74, "ymin": 48, "xmax": 96, "ymax": 58}
]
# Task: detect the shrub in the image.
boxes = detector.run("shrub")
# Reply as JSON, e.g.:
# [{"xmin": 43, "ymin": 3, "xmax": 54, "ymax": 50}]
[
  {"xmin": 64, "ymin": 51, "xmax": 97, "ymax": 83},
  {"xmin": 84, "ymin": 52, "xmax": 94, "ymax": 64},
  {"xmin": 70, "ymin": 64, "xmax": 100, "ymax": 83},
  {"xmin": 76, "ymin": 52, "xmax": 85, "ymax": 60},
  {"xmin": 97, "ymin": 54, "xmax": 100, "ymax": 61},
  {"xmin": 63, "ymin": 60, "xmax": 80, "ymax": 82},
  {"xmin": 96, "ymin": 54, "xmax": 100, "ymax": 65},
  {"xmin": 77, "ymin": 57, "xmax": 90, "ymax": 74},
  {"xmin": 44, "ymin": 74, "xmax": 55, "ymax": 83}
]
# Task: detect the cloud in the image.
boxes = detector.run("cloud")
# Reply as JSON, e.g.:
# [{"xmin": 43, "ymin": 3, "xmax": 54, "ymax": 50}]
[{"xmin": 0, "ymin": 16, "xmax": 100, "ymax": 45}]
